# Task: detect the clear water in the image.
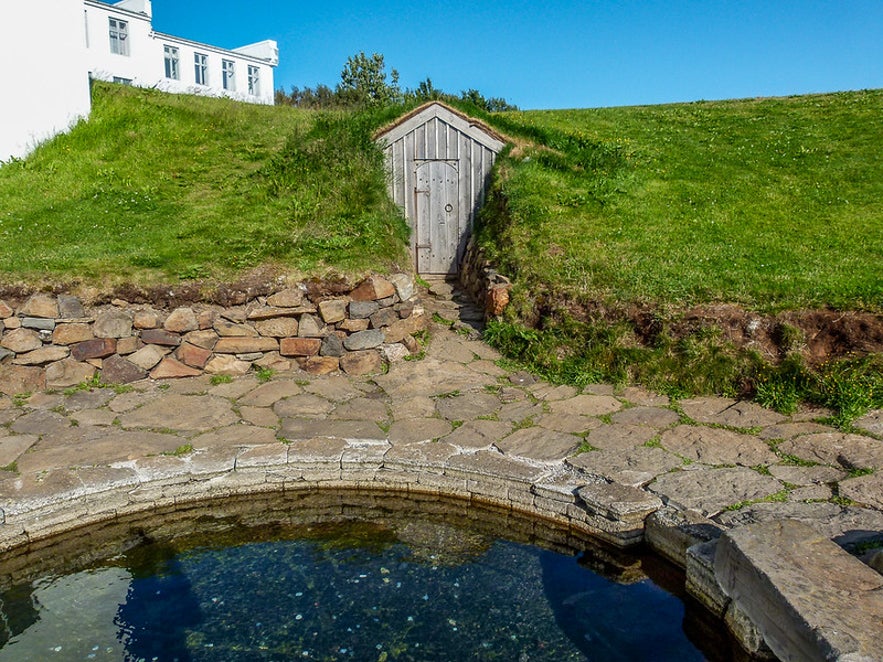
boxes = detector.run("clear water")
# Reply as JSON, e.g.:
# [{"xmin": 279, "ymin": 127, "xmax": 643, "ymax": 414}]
[{"xmin": 0, "ymin": 491, "xmax": 729, "ymax": 661}]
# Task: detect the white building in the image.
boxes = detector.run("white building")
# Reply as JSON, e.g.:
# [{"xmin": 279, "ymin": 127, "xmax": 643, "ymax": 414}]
[
  {"xmin": 0, "ymin": 0, "xmax": 92, "ymax": 162},
  {"xmin": 83, "ymin": 0, "xmax": 278, "ymax": 105},
  {"xmin": 0, "ymin": 0, "xmax": 278, "ymax": 163}
]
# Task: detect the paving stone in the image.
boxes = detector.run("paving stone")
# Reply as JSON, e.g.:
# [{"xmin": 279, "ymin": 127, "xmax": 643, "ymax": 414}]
[
  {"xmin": 286, "ymin": 437, "xmax": 347, "ymax": 463},
  {"xmin": 19, "ymin": 294, "xmax": 58, "ymax": 319},
  {"xmin": 426, "ymin": 337, "xmax": 475, "ymax": 363},
  {"xmin": 128, "ymin": 344, "xmax": 168, "ymax": 370},
  {"xmin": 788, "ymin": 484, "xmax": 834, "ymax": 502},
  {"xmin": 435, "ymin": 392, "xmax": 500, "ymax": 421},
  {"xmin": 238, "ymin": 406, "xmax": 280, "ymax": 428},
  {"xmin": 190, "ymin": 425, "xmax": 278, "ymax": 449},
  {"xmin": 45, "ymin": 358, "xmax": 96, "ymax": 388},
  {"xmin": 466, "ymin": 360, "xmax": 507, "ymax": 377},
  {"xmin": 214, "ymin": 319, "xmax": 258, "ymax": 337},
  {"xmin": 611, "ymin": 406, "xmax": 679, "ymax": 428},
  {"xmin": 119, "ymin": 394, "xmax": 237, "ymax": 432},
  {"xmin": 280, "ymin": 337, "xmax": 321, "ymax": 357},
  {"xmin": 101, "ymin": 354, "xmax": 147, "ymax": 384},
  {"xmin": 535, "ymin": 413, "xmax": 603, "ymax": 434},
  {"xmin": 777, "ymin": 432, "xmax": 883, "ymax": 471},
  {"xmin": 92, "ymin": 309, "xmax": 133, "ymax": 339},
  {"xmin": 10, "ymin": 409, "xmax": 71, "ymax": 437},
  {"xmin": 237, "ymin": 381, "xmax": 302, "ymax": 407},
  {"xmin": 1, "ymin": 328, "xmax": 42, "ymax": 353},
  {"xmin": 854, "ymin": 409, "xmax": 883, "ymax": 436},
  {"xmin": 70, "ymin": 338, "xmax": 116, "ymax": 361},
  {"xmin": 150, "ymin": 357, "xmax": 203, "ymax": 380},
  {"xmin": 384, "ymin": 440, "xmax": 457, "ymax": 470},
  {"xmin": 767, "ymin": 464, "xmax": 846, "ymax": 486},
  {"xmin": 577, "ymin": 482, "xmax": 663, "ymax": 523},
  {"xmin": 757, "ymin": 421, "xmax": 834, "ymax": 440},
  {"xmin": 299, "ymin": 376, "xmax": 360, "ymax": 402},
  {"xmin": 340, "ymin": 350, "xmax": 382, "ymax": 376},
  {"xmin": 22, "ymin": 392, "xmax": 63, "ymax": 410},
  {"xmin": 440, "ymin": 419, "xmax": 512, "ymax": 450},
  {"xmin": 446, "ymin": 450, "xmax": 549, "ymax": 484},
  {"xmin": 0, "ymin": 365, "xmax": 45, "ymax": 395},
  {"xmin": 659, "ymin": 425, "xmax": 778, "ymax": 466},
  {"xmin": 645, "ymin": 506, "xmax": 724, "ymax": 567},
  {"xmin": 392, "ymin": 396, "xmax": 436, "ymax": 420},
  {"xmin": 496, "ymin": 427, "xmax": 580, "ymax": 462},
  {"xmin": 279, "ymin": 419, "xmax": 386, "ymax": 443},
  {"xmin": 273, "ymin": 393, "xmax": 334, "ymax": 418},
  {"xmin": 388, "ymin": 418, "xmax": 452, "ymax": 444},
  {"xmin": 680, "ymin": 397, "xmax": 785, "ymax": 428},
  {"xmin": 838, "ymin": 472, "xmax": 883, "ymax": 510},
  {"xmin": 70, "ymin": 409, "xmax": 117, "ymax": 427},
  {"xmin": 548, "ymin": 394, "xmax": 622, "ymax": 417},
  {"xmin": 715, "ymin": 501, "xmax": 883, "ymax": 551},
  {"xmin": 330, "ymin": 397, "xmax": 388, "ymax": 422},
  {"xmin": 568, "ymin": 446, "xmax": 683, "ymax": 487},
  {"xmin": 649, "ymin": 466, "xmax": 783, "ymax": 517},
  {"xmin": 584, "ymin": 424, "xmax": 657, "ymax": 451},
  {"xmin": 204, "ymin": 355, "xmax": 252, "ymax": 376},
  {"xmin": 254, "ymin": 317, "xmax": 299, "ymax": 338},
  {"xmin": 299, "ymin": 356, "xmax": 340, "ymax": 375},
  {"xmin": 253, "ymin": 352, "xmax": 292, "ymax": 373},
  {"xmin": 529, "ymin": 383, "xmax": 579, "ymax": 401},
  {"xmin": 0, "ymin": 435, "xmax": 38, "ymax": 467},
  {"xmin": 52, "ymin": 323, "xmax": 94, "ymax": 345},
  {"xmin": 496, "ymin": 401, "xmax": 546, "ymax": 424},
  {"xmin": 714, "ymin": 519, "xmax": 883, "ymax": 662},
  {"xmin": 618, "ymin": 386, "xmax": 669, "ymax": 407},
  {"xmin": 12, "ymin": 345, "xmax": 69, "ymax": 366},
  {"xmin": 162, "ymin": 307, "xmax": 198, "ymax": 333}
]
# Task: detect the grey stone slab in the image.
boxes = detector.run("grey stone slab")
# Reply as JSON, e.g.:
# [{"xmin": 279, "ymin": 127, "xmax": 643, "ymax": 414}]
[
  {"xmin": 10, "ymin": 410, "xmax": 71, "ymax": 437},
  {"xmin": 568, "ymin": 446, "xmax": 682, "ymax": 487},
  {"xmin": 777, "ymin": 432, "xmax": 883, "ymax": 471},
  {"xmin": 610, "ymin": 406, "xmax": 679, "ymax": 428},
  {"xmin": 440, "ymin": 419, "xmax": 512, "ymax": 450},
  {"xmin": 548, "ymin": 394, "xmax": 622, "ymax": 417},
  {"xmin": 645, "ymin": 506, "xmax": 724, "ymax": 567},
  {"xmin": 495, "ymin": 427, "xmax": 580, "ymax": 463},
  {"xmin": 529, "ymin": 383, "xmax": 579, "ymax": 401},
  {"xmin": 343, "ymin": 329, "xmax": 384, "ymax": 351},
  {"xmin": 435, "ymin": 392, "xmax": 500, "ymax": 421},
  {"xmin": 387, "ymin": 418, "xmax": 452, "ymax": 444},
  {"xmin": 302, "ymin": 376, "xmax": 364, "ymax": 402},
  {"xmin": 0, "ymin": 435, "xmax": 38, "ymax": 467},
  {"xmin": 238, "ymin": 406, "xmax": 280, "ymax": 429},
  {"xmin": 577, "ymin": 482, "xmax": 662, "ymax": 524},
  {"xmin": 70, "ymin": 409, "xmax": 118, "ymax": 427},
  {"xmin": 838, "ymin": 473, "xmax": 883, "ymax": 511},
  {"xmin": 767, "ymin": 464, "xmax": 846, "ymax": 486},
  {"xmin": 392, "ymin": 396, "xmax": 436, "ymax": 420},
  {"xmin": 63, "ymin": 388, "xmax": 116, "ymax": 412},
  {"xmin": 648, "ymin": 466, "xmax": 783, "ymax": 517},
  {"xmin": 714, "ymin": 501, "xmax": 883, "ymax": 551},
  {"xmin": 272, "ymin": 393, "xmax": 334, "ymax": 418},
  {"xmin": 191, "ymin": 425, "xmax": 278, "ymax": 449},
  {"xmin": 854, "ymin": 408, "xmax": 883, "ymax": 436},
  {"xmin": 236, "ymin": 380, "xmax": 302, "ymax": 407},
  {"xmin": 374, "ymin": 358, "xmax": 495, "ymax": 398},
  {"xmin": 384, "ymin": 440, "xmax": 458, "ymax": 471},
  {"xmin": 680, "ymin": 397, "xmax": 785, "ymax": 428},
  {"xmin": 21, "ymin": 317, "xmax": 55, "ymax": 331},
  {"xmin": 446, "ymin": 450, "xmax": 549, "ymax": 484},
  {"xmin": 425, "ymin": 337, "xmax": 476, "ymax": 364},
  {"xmin": 329, "ymin": 397, "xmax": 389, "ymax": 422},
  {"xmin": 119, "ymin": 394, "xmax": 238, "ymax": 432},
  {"xmin": 286, "ymin": 437, "xmax": 347, "ymax": 464},
  {"xmin": 715, "ymin": 519, "xmax": 883, "ymax": 662},
  {"xmin": 584, "ymin": 424, "xmax": 656, "ymax": 451},
  {"xmin": 496, "ymin": 400, "xmax": 546, "ymax": 424},
  {"xmin": 757, "ymin": 421, "xmax": 834, "ymax": 440},
  {"xmin": 279, "ymin": 418, "xmax": 386, "ymax": 443},
  {"xmin": 535, "ymin": 413, "xmax": 603, "ymax": 434},
  {"xmin": 618, "ymin": 386, "xmax": 669, "ymax": 407},
  {"xmin": 237, "ymin": 444, "xmax": 289, "ymax": 469},
  {"xmin": 686, "ymin": 540, "xmax": 730, "ymax": 617},
  {"xmin": 660, "ymin": 425, "xmax": 778, "ymax": 467}
]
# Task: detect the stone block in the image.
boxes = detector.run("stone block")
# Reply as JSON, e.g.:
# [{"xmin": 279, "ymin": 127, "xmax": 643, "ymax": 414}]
[
  {"xmin": 369, "ymin": 307, "xmax": 399, "ymax": 329},
  {"xmin": 0, "ymin": 300, "xmax": 13, "ymax": 318},
  {"xmin": 382, "ymin": 315, "xmax": 428, "ymax": 343},
  {"xmin": 715, "ymin": 519, "xmax": 883, "ymax": 662},
  {"xmin": 339, "ymin": 318, "xmax": 370, "ymax": 332},
  {"xmin": 149, "ymin": 357, "xmax": 203, "ymax": 380},
  {"xmin": 3, "ymin": 317, "xmax": 20, "ymax": 330},
  {"xmin": 298, "ymin": 356, "xmax": 339, "ymax": 375},
  {"xmin": 348, "ymin": 300, "xmax": 379, "ymax": 319},
  {"xmin": 163, "ymin": 307, "xmax": 198, "ymax": 333},
  {"xmin": 44, "ymin": 358, "xmax": 96, "ymax": 389},
  {"xmin": 92, "ymin": 310, "xmax": 133, "ymax": 339},
  {"xmin": 70, "ymin": 338, "xmax": 116, "ymax": 361},
  {"xmin": 350, "ymin": 276, "xmax": 396, "ymax": 301},
  {"xmin": 116, "ymin": 336, "xmax": 141, "ymax": 355},
  {"xmin": 21, "ymin": 317, "xmax": 55, "ymax": 331},
  {"xmin": 320, "ymin": 334, "xmax": 345, "ymax": 357},
  {"xmin": 19, "ymin": 294, "xmax": 58, "ymax": 319},
  {"xmin": 204, "ymin": 355, "xmax": 252, "ymax": 376},
  {"xmin": 183, "ymin": 329, "xmax": 219, "ymax": 350},
  {"xmin": 296, "ymin": 313, "xmax": 324, "ymax": 338},
  {"xmin": 214, "ymin": 319, "xmax": 258, "ymax": 337},
  {"xmin": 52, "ymin": 323, "xmax": 94, "ymax": 345},
  {"xmin": 388, "ymin": 273, "xmax": 415, "ymax": 301},
  {"xmin": 254, "ymin": 317, "xmax": 299, "ymax": 338},
  {"xmin": 266, "ymin": 288, "xmax": 305, "ymax": 308},
  {"xmin": 318, "ymin": 299, "xmax": 348, "ymax": 324},
  {"xmin": 140, "ymin": 328, "xmax": 182, "ymax": 346},
  {"xmin": 56, "ymin": 295, "xmax": 85, "ymax": 319},
  {"xmin": 100, "ymin": 355, "xmax": 147, "ymax": 384},
  {"xmin": 1, "ymin": 328, "xmax": 42, "ymax": 353},
  {"xmin": 686, "ymin": 540, "xmax": 730, "ymax": 616},
  {"xmin": 213, "ymin": 337, "xmax": 278, "ymax": 354},
  {"xmin": 12, "ymin": 345, "xmax": 69, "ymax": 366},
  {"xmin": 128, "ymin": 344, "xmax": 168, "ymax": 370},
  {"xmin": 576, "ymin": 482, "xmax": 662, "ymax": 524},
  {"xmin": 176, "ymin": 342, "xmax": 213, "ymax": 369},
  {"xmin": 645, "ymin": 506, "xmax": 723, "ymax": 567},
  {"xmin": 247, "ymin": 306, "xmax": 303, "ymax": 321},
  {"xmin": 343, "ymin": 329, "xmax": 384, "ymax": 351},
  {"xmin": 279, "ymin": 337, "xmax": 321, "ymax": 357},
  {"xmin": 133, "ymin": 309, "xmax": 161, "ymax": 330}
]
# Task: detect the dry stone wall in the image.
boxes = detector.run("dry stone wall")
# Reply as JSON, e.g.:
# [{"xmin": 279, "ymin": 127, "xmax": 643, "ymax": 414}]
[
  {"xmin": 458, "ymin": 237, "xmax": 512, "ymax": 318},
  {"xmin": 0, "ymin": 274, "xmax": 427, "ymax": 393}
]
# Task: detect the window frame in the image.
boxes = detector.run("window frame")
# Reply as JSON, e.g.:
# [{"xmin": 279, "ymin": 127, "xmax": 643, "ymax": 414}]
[
  {"xmin": 194, "ymin": 52, "xmax": 209, "ymax": 86},
  {"xmin": 164, "ymin": 45, "xmax": 180, "ymax": 80},
  {"xmin": 108, "ymin": 17, "xmax": 129, "ymax": 56},
  {"xmin": 222, "ymin": 59, "xmax": 236, "ymax": 91},
  {"xmin": 247, "ymin": 65, "xmax": 260, "ymax": 97}
]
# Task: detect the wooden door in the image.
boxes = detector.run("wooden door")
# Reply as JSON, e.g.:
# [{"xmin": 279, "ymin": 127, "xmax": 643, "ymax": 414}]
[{"xmin": 414, "ymin": 160, "xmax": 460, "ymax": 274}]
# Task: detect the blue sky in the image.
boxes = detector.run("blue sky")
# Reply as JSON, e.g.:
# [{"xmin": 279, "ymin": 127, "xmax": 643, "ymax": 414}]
[{"xmin": 150, "ymin": 0, "xmax": 883, "ymax": 110}]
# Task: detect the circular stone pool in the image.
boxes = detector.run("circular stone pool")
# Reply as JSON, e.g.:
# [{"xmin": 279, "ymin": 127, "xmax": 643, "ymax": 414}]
[{"xmin": 0, "ymin": 491, "xmax": 739, "ymax": 661}]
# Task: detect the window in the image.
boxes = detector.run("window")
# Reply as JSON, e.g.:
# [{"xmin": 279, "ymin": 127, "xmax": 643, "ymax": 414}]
[
  {"xmin": 164, "ymin": 45, "xmax": 179, "ymax": 80},
  {"xmin": 194, "ymin": 53, "xmax": 208, "ymax": 86},
  {"xmin": 222, "ymin": 59, "xmax": 236, "ymax": 91},
  {"xmin": 112, "ymin": 77, "xmax": 133, "ymax": 85},
  {"xmin": 247, "ymin": 66, "xmax": 260, "ymax": 97},
  {"xmin": 108, "ymin": 18, "xmax": 129, "ymax": 56}
]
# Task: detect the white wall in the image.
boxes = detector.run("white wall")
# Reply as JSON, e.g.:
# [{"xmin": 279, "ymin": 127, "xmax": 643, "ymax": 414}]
[
  {"xmin": 0, "ymin": 0, "xmax": 91, "ymax": 162},
  {"xmin": 84, "ymin": 1, "xmax": 276, "ymax": 105}
]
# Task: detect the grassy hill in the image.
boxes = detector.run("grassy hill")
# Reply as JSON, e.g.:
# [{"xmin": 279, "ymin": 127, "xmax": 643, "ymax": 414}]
[
  {"xmin": 480, "ymin": 90, "xmax": 883, "ymax": 313},
  {"xmin": 0, "ymin": 82, "xmax": 409, "ymax": 286}
]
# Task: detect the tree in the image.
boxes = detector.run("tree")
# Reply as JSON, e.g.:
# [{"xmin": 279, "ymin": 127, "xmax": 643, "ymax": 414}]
[{"xmin": 337, "ymin": 52, "xmax": 402, "ymax": 107}]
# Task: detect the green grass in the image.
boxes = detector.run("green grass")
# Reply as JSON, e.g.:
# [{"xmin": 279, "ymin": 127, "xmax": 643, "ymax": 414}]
[
  {"xmin": 0, "ymin": 82, "xmax": 409, "ymax": 285},
  {"xmin": 481, "ymin": 90, "xmax": 883, "ymax": 312}
]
